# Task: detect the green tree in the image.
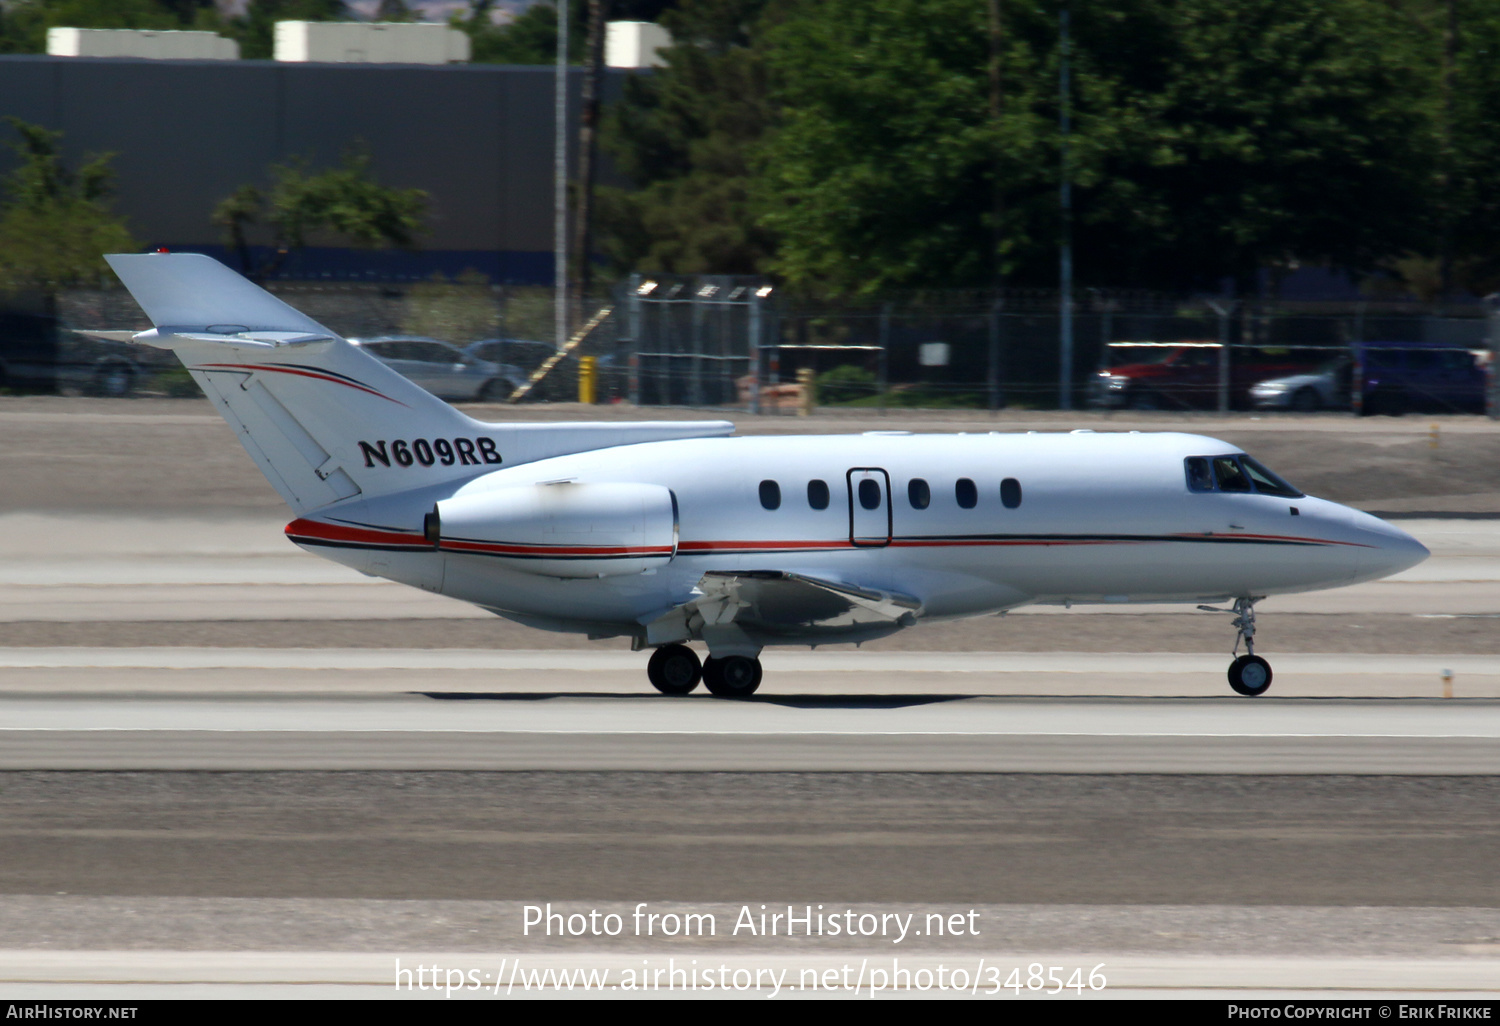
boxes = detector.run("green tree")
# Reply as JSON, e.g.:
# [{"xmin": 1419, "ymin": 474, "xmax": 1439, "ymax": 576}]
[
  {"xmin": 212, "ymin": 149, "xmax": 428, "ymax": 282},
  {"xmin": 756, "ymin": 0, "xmax": 1047, "ymax": 295},
  {"xmin": 596, "ymin": 0, "xmax": 777, "ymax": 275},
  {"xmin": 1074, "ymin": 0, "xmax": 1438, "ymax": 293},
  {"xmin": 220, "ymin": 0, "xmax": 347, "ymax": 61},
  {"xmin": 0, "ymin": 0, "xmax": 213, "ymax": 53},
  {"xmin": 453, "ymin": 1, "xmax": 585, "ymax": 65},
  {"xmin": 402, "ymin": 269, "xmax": 497, "ymax": 342},
  {"xmin": 756, "ymin": 0, "xmax": 1437, "ymax": 296},
  {"xmin": 1443, "ymin": 0, "xmax": 1500, "ymax": 293},
  {"xmin": 0, "ymin": 117, "xmax": 137, "ymax": 290}
]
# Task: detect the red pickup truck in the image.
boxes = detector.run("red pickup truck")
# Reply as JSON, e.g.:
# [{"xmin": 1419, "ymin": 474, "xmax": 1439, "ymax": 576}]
[{"xmin": 1089, "ymin": 342, "xmax": 1320, "ymax": 411}]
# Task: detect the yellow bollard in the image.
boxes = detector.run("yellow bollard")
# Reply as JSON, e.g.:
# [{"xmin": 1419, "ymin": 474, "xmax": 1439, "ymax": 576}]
[
  {"xmin": 578, "ymin": 356, "xmax": 596, "ymax": 405},
  {"xmin": 797, "ymin": 367, "xmax": 815, "ymax": 416},
  {"xmin": 1442, "ymin": 668, "xmax": 1454, "ymax": 699},
  {"xmin": 1430, "ymin": 423, "xmax": 1440, "ymax": 450}
]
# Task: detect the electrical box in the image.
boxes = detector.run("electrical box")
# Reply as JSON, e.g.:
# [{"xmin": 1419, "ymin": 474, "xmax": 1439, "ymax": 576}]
[
  {"xmin": 274, "ymin": 22, "xmax": 470, "ymax": 64},
  {"xmin": 605, "ymin": 21, "xmax": 672, "ymax": 69},
  {"xmin": 47, "ymin": 28, "xmax": 238, "ymax": 60}
]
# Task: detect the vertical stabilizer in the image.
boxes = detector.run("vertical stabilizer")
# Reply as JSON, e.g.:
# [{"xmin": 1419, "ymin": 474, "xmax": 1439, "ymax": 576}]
[{"xmin": 106, "ymin": 253, "xmax": 735, "ymax": 515}]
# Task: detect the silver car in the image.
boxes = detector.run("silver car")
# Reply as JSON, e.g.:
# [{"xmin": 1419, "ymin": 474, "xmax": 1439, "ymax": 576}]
[
  {"xmin": 1249, "ymin": 357, "xmax": 1351, "ymax": 413},
  {"xmin": 349, "ymin": 336, "xmax": 525, "ymax": 402}
]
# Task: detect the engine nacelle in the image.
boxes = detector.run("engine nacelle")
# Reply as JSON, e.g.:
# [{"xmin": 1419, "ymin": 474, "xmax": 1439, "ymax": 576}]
[{"xmin": 432, "ymin": 482, "xmax": 677, "ymax": 578}]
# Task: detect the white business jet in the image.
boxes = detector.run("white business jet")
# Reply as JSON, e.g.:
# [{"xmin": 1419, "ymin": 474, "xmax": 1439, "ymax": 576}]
[{"xmin": 105, "ymin": 253, "xmax": 1428, "ymax": 697}]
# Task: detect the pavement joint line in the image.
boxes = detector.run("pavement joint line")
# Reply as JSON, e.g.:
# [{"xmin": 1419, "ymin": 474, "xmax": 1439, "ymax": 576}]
[{"xmin": 2, "ymin": 728, "xmax": 1497, "ymax": 738}]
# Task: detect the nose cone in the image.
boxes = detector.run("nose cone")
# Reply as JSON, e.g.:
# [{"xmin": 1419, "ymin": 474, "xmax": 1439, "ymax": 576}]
[{"xmin": 1349, "ymin": 510, "xmax": 1429, "ymax": 582}]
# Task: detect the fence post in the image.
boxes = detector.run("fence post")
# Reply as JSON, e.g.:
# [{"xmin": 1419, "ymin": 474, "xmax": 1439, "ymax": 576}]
[
  {"xmin": 878, "ymin": 303, "xmax": 891, "ymax": 417},
  {"xmin": 987, "ymin": 299, "xmax": 1004, "ymax": 412},
  {"xmin": 690, "ymin": 279, "xmax": 704, "ymax": 407},
  {"xmin": 1207, "ymin": 300, "xmax": 1231, "ymax": 414},
  {"xmin": 1488, "ymin": 293, "xmax": 1500, "ymax": 420},
  {"xmin": 748, "ymin": 288, "xmax": 762, "ymax": 415},
  {"xmin": 627, "ymin": 274, "xmax": 641, "ymax": 406},
  {"xmin": 1350, "ymin": 301, "xmax": 1364, "ymax": 417}
]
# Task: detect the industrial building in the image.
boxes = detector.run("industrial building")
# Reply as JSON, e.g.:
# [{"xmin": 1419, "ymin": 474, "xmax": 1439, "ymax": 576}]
[{"xmin": 0, "ymin": 52, "xmax": 632, "ymax": 283}]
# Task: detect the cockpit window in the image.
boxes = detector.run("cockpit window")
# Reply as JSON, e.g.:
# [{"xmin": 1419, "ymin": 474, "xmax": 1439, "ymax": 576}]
[
  {"xmin": 1212, "ymin": 456, "xmax": 1251, "ymax": 492},
  {"xmin": 1185, "ymin": 454, "xmax": 1305, "ymax": 498},
  {"xmin": 1240, "ymin": 455, "xmax": 1304, "ymax": 498},
  {"xmin": 1185, "ymin": 457, "xmax": 1214, "ymax": 492}
]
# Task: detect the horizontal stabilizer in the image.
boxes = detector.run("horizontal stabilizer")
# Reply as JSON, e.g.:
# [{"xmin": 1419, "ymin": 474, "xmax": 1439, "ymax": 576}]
[
  {"xmin": 104, "ymin": 252, "xmax": 330, "ymax": 337},
  {"xmin": 132, "ymin": 328, "xmax": 337, "ymax": 350}
]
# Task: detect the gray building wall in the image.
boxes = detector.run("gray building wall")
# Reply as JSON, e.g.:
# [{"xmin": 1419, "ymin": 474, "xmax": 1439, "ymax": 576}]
[{"xmin": 0, "ymin": 55, "xmax": 620, "ymax": 282}]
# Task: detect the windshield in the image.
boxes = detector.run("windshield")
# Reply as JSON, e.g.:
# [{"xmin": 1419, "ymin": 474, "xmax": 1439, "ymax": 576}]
[{"xmin": 1185, "ymin": 454, "xmax": 1305, "ymax": 498}]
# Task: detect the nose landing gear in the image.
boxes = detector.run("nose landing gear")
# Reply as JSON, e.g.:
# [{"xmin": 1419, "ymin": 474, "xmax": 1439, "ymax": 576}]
[{"xmin": 1200, "ymin": 597, "xmax": 1272, "ymax": 696}]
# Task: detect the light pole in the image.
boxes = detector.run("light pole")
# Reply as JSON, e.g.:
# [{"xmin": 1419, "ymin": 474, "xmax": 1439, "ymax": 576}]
[
  {"xmin": 1058, "ymin": 0, "xmax": 1073, "ymax": 411},
  {"xmin": 554, "ymin": 0, "xmax": 569, "ymax": 352}
]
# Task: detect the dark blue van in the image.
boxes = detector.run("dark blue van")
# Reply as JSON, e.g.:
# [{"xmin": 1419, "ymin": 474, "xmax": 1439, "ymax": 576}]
[{"xmin": 1355, "ymin": 341, "xmax": 1489, "ymax": 415}]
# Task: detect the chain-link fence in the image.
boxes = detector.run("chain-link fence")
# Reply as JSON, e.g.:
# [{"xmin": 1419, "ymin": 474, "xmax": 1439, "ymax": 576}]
[{"xmin": 3, "ymin": 276, "xmax": 1496, "ymax": 416}]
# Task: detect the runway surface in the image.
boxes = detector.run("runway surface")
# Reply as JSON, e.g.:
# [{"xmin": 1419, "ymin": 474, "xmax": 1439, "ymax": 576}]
[{"xmin": 4, "ymin": 404, "xmax": 1500, "ymax": 996}]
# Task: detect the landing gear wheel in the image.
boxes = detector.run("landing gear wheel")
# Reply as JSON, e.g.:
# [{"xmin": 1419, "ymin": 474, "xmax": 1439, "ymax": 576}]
[
  {"xmin": 1228, "ymin": 655, "xmax": 1272, "ymax": 696},
  {"xmin": 701, "ymin": 655, "xmax": 762, "ymax": 698},
  {"xmin": 647, "ymin": 644, "xmax": 701, "ymax": 695}
]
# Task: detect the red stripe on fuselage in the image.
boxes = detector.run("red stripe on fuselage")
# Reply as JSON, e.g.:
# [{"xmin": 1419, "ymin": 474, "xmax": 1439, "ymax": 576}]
[
  {"xmin": 287, "ymin": 520, "xmax": 1361, "ymax": 557},
  {"xmin": 285, "ymin": 518, "xmax": 428, "ymax": 548}
]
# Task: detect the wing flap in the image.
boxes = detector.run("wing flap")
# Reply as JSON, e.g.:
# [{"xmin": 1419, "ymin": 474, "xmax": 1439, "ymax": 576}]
[{"xmin": 642, "ymin": 570, "xmax": 922, "ymax": 649}]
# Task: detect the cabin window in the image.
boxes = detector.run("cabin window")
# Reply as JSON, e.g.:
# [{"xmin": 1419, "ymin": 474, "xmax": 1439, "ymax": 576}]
[
  {"xmin": 955, "ymin": 478, "xmax": 978, "ymax": 509},
  {"xmin": 858, "ymin": 478, "xmax": 882, "ymax": 510},
  {"xmin": 908, "ymin": 478, "xmax": 930, "ymax": 509},
  {"xmin": 807, "ymin": 479, "xmax": 830, "ymax": 510},
  {"xmin": 1000, "ymin": 477, "xmax": 1022, "ymax": 509},
  {"xmin": 759, "ymin": 480, "xmax": 782, "ymax": 510}
]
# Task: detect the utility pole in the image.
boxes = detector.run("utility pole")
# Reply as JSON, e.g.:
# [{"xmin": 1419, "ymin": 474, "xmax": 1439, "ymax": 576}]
[
  {"xmin": 554, "ymin": 0, "xmax": 569, "ymax": 352},
  {"xmin": 573, "ymin": 0, "xmax": 610, "ymax": 327},
  {"xmin": 1058, "ymin": 0, "xmax": 1074, "ymax": 411}
]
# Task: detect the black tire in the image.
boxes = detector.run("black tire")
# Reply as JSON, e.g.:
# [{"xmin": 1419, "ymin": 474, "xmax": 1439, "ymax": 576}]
[
  {"xmin": 1228, "ymin": 654, "xmax": 1272, "ymax": 696},
  {"xmin": 478, "ymin": 379, "xmax": 509, "ymax": 403},
  {"xmin": 1290, "ymin": 387, "xmax": 1320, "ymax": 413},
  {"xmin": 91, "ymin": 363, "xmax": 134, "ymax": 398},
  {"xmin": 647, "ymin": 644, "xmax": 701, "ymax": 695},
  {"xmin": 701, "ymin": 655, "xmax": 762, "ymax": 698},
  {"xmin": 1128, "ymin": 390, "xmax": 1160, "ymax": 411}
]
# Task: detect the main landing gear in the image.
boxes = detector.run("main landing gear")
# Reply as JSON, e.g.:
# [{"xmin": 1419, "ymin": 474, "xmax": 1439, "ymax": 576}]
[
  {"xmin": 645, "ymin": 645, "xmax": 763, "ymax": 698},
  {"xmin": 1200, "ymin": 597, "xmax": 1272, "ymax": 696}
]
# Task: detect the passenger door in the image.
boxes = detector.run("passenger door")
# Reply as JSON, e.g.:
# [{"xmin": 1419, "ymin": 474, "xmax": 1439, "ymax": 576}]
[{"xmin": 847, "ymin": 468, "xmax": 892, "ymax": 547}]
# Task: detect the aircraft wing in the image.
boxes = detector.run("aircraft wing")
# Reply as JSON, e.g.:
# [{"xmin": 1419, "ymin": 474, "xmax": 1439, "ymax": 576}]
[{"xmin": 643, "ymin": 570, "xmax": 922, "ymax": 653}]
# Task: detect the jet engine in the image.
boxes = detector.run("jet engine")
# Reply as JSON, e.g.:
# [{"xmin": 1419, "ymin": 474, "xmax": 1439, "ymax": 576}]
[{"xmin": 430, "ymin": 482, "xmax": 677, "ymax": 578}]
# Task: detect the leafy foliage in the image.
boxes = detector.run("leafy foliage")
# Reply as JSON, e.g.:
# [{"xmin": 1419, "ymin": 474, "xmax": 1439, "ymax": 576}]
[
  {"xmin": 754, "ymin": 0, "xmax": 1436, "ymax": 296},
  {"xmin": 0, "ymin": 118, "xmax": 137, "ymax": 289},
  {"xmin": 219, "ymin": 0, "xmax": 348, "ymax": 60},
  {"xmin": 212, "ymin": 149, "xmax": 428, "ymax": 281},
  {"xmin": 595, "ymin": 0, "xmax": 777, "ymax": 275},
  {"xmin": 0, "ymin": 0, "xmax": 209, "ymax": 53},
  {"xmin": 453, "ymin": 0, "xmax": 585, "ymax": 65},
  {"xmin": 401, "ymin": 269, "xmax": 498, "ymax": 342}
]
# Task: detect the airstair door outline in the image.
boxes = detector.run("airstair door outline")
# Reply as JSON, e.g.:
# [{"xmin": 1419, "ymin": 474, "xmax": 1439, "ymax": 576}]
[{"xmin": 847, "ymin": 467, "xmax": 892, "ymax": 547}]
